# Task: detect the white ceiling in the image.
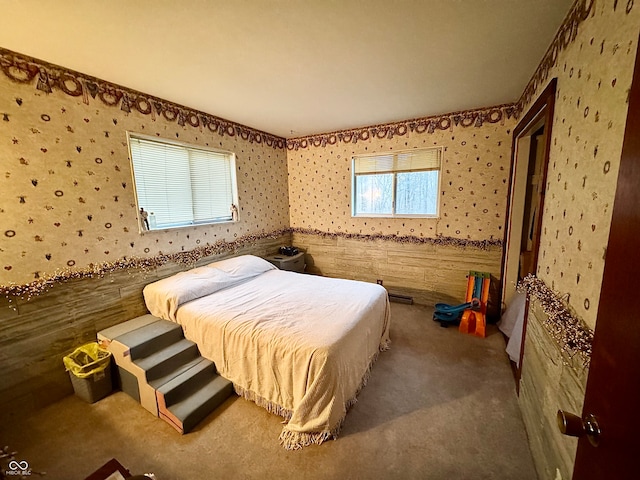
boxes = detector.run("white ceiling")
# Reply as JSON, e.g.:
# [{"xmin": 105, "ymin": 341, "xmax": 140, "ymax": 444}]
[{"xmin": 0, "ymin": 0, "xmax": 573, "ymax": 138}]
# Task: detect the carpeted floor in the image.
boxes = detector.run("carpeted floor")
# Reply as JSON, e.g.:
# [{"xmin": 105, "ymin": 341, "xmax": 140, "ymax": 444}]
[{"xmin": 0, "ymin": 303, "xmax": 537, "ymax": 480}]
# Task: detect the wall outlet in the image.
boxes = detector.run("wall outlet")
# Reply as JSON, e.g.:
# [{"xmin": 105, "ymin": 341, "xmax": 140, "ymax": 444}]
[{"xmin": 376, "ymin": 279, "xmax": 383, "ymax": 285}]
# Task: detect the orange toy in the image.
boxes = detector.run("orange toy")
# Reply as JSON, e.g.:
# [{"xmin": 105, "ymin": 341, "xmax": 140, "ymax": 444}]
[{"xmin": 458, "ymin": 271, "xmax": 491, "ymax": 338}]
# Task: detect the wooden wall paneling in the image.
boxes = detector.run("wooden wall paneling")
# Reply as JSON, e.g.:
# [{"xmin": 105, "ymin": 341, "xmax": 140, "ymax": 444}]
[
  {"xmin": 117, "ymin": 270, "xmax": 162, "ymax": 320},
  {"xmin": 518, "ymin": 302, "xmax": 588, "ymax": 480},
  {"xmin": 0, "ymin": 320, "xmax": 97, "ymax": 418},
  {"xmin": 152, "ymin": 262, "xmax": 188, "ymax": 278},
  {"xmin": 0, "ymin": 302, "xmax": 68, "ymax": 347},
  {"xmin": 294, "ymin": 232, "xmax": 502, "ymax": 308},
  {"xmin": 0, "ymin": 235, "xmax": 289, "ymax": 423},
  {"xmin": 375, "ymin": 262, "xmax": 425, "ymax": 286},
  {"xmin": 294, "ymin": 234, "xmax": 341, "ymax": 274},
  {"xmin": 191, "ymin": 234, "xmax": 291, "ymax": 268},
  {"xmin": 381, "ymin": 241, "xmax": 438, "ymax": 257},
  {"xmin": 293, "ymin": 233, "xmax": 338, "ymax": 247},
  {"xmin": 337, "ymin": 237, "xmax": 389, "ymax": 258}
]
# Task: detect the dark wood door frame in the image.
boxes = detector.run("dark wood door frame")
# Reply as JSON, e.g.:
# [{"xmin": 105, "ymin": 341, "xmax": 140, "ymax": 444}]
[{"xmin": 500, "ymin": 78, "xmax": 557, "ymax": 389}]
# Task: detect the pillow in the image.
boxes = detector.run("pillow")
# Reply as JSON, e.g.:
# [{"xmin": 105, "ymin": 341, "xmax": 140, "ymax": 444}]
[
  {"xmin": 143, "ymin": 266, "xmax": 236, "ymax": 322},
  {"xmin": 143, "ymin": 255, "xmax": 276, "ymax": 321},
  {"xmin": 206, "ymin": 254, "xmax": 276, "ymax": 280}
]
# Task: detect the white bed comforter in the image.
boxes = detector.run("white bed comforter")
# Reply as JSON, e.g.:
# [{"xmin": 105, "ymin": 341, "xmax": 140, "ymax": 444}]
[{"xmin": 143, "ymin": 255, "xmax": 390, "ymax": 449}]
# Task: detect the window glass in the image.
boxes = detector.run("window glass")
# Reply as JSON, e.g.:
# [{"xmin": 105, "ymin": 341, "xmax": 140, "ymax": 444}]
[
  {"xmin": 395, "ymin": 170, "xmax": 439, "ymax": 215},
  {"xmin": 355, "ymin": 173, "xmax": 394, "ymax": 215}
]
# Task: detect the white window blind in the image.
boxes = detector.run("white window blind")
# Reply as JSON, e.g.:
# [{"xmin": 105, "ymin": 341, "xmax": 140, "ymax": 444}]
[
  {"xmin": 128, "ymin": 134, "xmax": 237, "ymax": 230},
  {"xmin": 189, "ymin": 149, "xmax": 233, "ymax": 223},
  {"xmin": 353, "ymin": 148, "xmax": 441, "ymax": 174}
]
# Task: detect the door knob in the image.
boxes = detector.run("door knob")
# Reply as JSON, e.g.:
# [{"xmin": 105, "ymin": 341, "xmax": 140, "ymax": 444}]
[{"xmin": 557, "ymin": 410, "xmax": 601, "ymax": 447}]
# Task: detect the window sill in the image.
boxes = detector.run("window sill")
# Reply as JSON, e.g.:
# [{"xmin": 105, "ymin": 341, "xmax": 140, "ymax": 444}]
[
  {"xmin": 351, "ymin": 214, "xmax": 439, "ymax": 219},
  {"xmin": 139, "ymin": 218, "xmax": 238, "ymax": 234}
]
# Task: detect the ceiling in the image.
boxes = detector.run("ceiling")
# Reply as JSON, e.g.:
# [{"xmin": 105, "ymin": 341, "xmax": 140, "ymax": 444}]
[{"xmin": 0, "ymin": 0, "xmax": 573, "ymax": 138}]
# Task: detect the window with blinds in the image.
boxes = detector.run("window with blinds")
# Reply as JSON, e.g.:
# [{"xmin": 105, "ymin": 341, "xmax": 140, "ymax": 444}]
[
  {"xmin": 352, "ymin": 147, "xmax": 442, "ymax": 217},
  {"xmin": 127, "ymin": 133, "xmax": 238, "ymax": 231}
]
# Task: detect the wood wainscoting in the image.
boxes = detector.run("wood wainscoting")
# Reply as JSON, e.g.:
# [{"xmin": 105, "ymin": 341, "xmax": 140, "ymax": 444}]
[
  {"xmin": 518, "ymin": 301, "xmax": 588, "ymax": 480},
  {"xmin": 0, "ymin": 234, "xmax": 290, "ymax": 423},
  {"xmin": 292, "ymin": 232, "xmax": 503, "ymax": 312}
]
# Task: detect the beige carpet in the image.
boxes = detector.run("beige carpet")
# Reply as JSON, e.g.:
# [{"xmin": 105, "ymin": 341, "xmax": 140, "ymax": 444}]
[{"xmin": 0, "ymin": 303, "xmax": 537, "ymax": 479}]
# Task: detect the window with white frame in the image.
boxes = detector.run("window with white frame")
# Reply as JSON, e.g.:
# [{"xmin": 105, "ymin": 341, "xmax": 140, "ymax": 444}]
[
  {"xmin": 352, "ymin": 147, "xmax": 442, "ymax": 217},
  {"xmin": 128, "ymin": 133, "xmax": 238, "ymax": 231}
]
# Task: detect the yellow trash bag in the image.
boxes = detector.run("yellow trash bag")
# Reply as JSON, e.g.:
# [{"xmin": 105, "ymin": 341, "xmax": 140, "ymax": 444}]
[{"xmin": 63, "ymin": 342, "xmax": 111, "ymax": 379}]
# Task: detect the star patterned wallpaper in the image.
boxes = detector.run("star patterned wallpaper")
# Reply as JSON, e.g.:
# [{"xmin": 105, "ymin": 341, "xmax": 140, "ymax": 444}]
[
  {"xmin": 286, "ymin": 109, "xmax": 516, "ymax": 242},
  {"xmin": 0, "ymin": 49, "xmax": 290, "ymax": 285},
  {"xmin": 517, "ymin": 0, "xmax": 639, "ymax": 329}
]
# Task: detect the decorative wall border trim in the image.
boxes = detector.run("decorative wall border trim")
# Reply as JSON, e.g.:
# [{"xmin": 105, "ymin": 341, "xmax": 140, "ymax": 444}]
[
  {"xmin": 0, "ymin": 1, "xmax": 598, "ymax": 153},
  {"xmin": 291, "ymin": 228, "xmax": 502, "ymax": 249},
  {"xmin": 285, "ymin": 0, "xmax": 600, "ymax": 150},
  {"xmin": 0, "ymin": 47, "xmax": 286, "ymax": 149},
  {"xmin": 517, "ymin": 274, "xmax": 593, "ymax": 365},
  {"xmin": 1, "ymin": 228, "xmax": 502, "ymax": 302},
  {"xmin": 515, "ymin": 0, "xmax": 595, "ymax": 115},
  {"xmin": 0, "ymin": 229, "xmax": 291, "ymax": 303},
  {"xmin": 285, "ymin": 104, "xmax": 517, "ymax": 151}
]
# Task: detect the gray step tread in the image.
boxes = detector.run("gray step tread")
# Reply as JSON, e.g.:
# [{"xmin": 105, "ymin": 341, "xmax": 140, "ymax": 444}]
[
  {"xmin": 116, "ymin": 320, "xmax": 184, "ymax": 360},
  {"xmin": 98, "ymin": 314, "xmax": 159, "ymax": 342},
  {"xmin": 149, "ymin": 356, "xmax": 211, "ymax": 391},
  {"xmin": 135, "ymin": 338, "xmax": 198, "ymax": 373},
  {"xmin": 115, "ymin": 319, "xmax": 180, "ymax": 349},
  {"xmin": 166, "ymin": 375, "xmax": 233, "ymax": 425}
]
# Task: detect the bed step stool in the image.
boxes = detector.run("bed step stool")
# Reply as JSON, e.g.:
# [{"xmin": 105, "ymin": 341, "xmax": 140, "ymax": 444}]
[
  {"xmin": 98, "ymin": 315, "xmax": 233, "ymax": 433},
  {"xmin": 156, "ymin": 358, "xmax": 234, "ymax": 434}
]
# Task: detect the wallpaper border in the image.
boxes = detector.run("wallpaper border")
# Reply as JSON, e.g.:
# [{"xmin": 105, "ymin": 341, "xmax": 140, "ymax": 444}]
[
  {"xmin": 0, "ymin": 229, "xmax": 291, "ymax": 303},
  {"xmin": 518, "ymin": 274, "xmax": 593, "ymax": 365},
  {"xmin": 515, "ymin": 0, "xmax": 596, "ymax": 114},
  {"xmin": 1, "ymin": 229, "xmax": 502, "ymax": 301},
  {"xmin": 291, "ymin": 228, "xmax": 502, "ymax": 249},
  {"xmin": 0, "ymin": 47, "xmax": 286, "ymax": 149},
  {"xmin": 285, "ymin": 103, "xmax": 517, "ymax": 151},
  {"xmin": 284, "ymin": 0, "xmax": 598, "ymax": 151},
  {"xmin": 0, "ymin": 1, "xmax": 596, "ymax": 152}
]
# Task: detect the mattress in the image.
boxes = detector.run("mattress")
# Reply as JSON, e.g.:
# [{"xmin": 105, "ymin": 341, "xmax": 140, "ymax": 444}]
[{"xmin": 143, "ymin": 255, "xmax": 390, "ymax": 449}]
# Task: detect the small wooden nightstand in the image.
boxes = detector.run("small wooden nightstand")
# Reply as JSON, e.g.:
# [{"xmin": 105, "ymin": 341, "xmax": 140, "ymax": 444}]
[{"xmin": 265, "ymin": 252, "xmax": 305, "ymax": 273}]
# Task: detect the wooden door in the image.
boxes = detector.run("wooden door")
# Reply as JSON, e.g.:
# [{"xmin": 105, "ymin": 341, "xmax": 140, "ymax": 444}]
[{"xmin": 571, "ymin": 35, "xmax": 640, "ymax": 479}]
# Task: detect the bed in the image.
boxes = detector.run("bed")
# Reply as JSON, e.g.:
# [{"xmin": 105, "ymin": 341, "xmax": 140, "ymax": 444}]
[{"xmin": 143, "ymin": 254, "xmax": 391, "ymax": 449}]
